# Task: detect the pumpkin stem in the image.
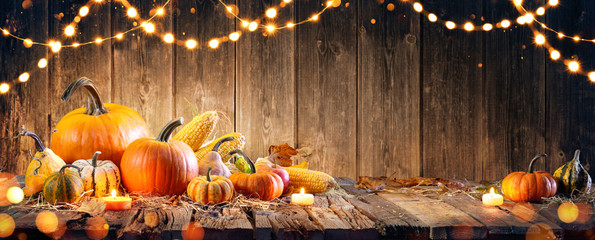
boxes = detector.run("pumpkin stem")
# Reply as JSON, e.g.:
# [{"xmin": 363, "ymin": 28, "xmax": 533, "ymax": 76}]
[
  {"xmin": 157, "ymin": 118, "xmax": 184, "ymax": 142},
  {"xmin": 572, "ymin": 150, "xmax": 581, "ymax": 163},
  {"xmin": 28, "ymin": 149, "xmax": 44, "ymax": 175},
  {"xmin": 19, "ymin": 128, "xmax": 46, "ymax": 152},
  {"xmin": 61, "ymin": 77, "xmax": 108, "ymax": 116},
  {"xmin": 206, "ymin": 167, "xmax": 213, "ymax": 182},
  {"xmin": 91, "ymin": 151, "xmax": 102, "ymax": 167},
  {"xmin": 212, "ymin": 136, "xmax": 235, "ymax": 152},
  {"xmin": 230, "ymin": 150, "xmax": 255, "ymax": 174},
  {"xmin": 59, "ymin": 164, "xmax": 82, "ymax": 176},
  {"xmin": 528, "ymin": 153, "xmax": 548, "ymax": 173}
]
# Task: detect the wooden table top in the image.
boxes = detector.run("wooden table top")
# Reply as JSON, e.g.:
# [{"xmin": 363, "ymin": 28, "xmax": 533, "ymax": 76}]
[{"xmin": 1, "ymin": 177, "xmax": 593, "ymax": 240}]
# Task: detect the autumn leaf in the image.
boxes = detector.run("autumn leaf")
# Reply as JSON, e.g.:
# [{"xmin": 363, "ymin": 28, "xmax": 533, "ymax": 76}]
[{"xmin": 268, "ymin": 143, "xmax": 298, "ymax": 167}]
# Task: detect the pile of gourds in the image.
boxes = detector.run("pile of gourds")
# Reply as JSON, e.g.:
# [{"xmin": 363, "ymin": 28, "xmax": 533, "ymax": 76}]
[
  {"xmin": 501, "ymin": 151, "xmax": 592, "ymax": 203},
  {"xmin": 20, "ymin": 77, "xmax": 337, "ymax": 205}
]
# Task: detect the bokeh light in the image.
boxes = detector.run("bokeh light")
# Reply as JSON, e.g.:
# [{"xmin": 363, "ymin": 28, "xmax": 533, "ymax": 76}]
[
  {"xmin": 0, "ymin": 214, "xmax": 15, "ymax": 238},
  {"xmin": 574, "ymin": 201, "xmax": 592, "ymax": 224},
  {"xmin": 36, "ymin": 211, "xmax": 58, "ymax": 234},
  {"xmin": 85, "ymin": 216, "xmax": 109, "ymax": 240},
  {"xmin": 182, "ymin": 222, "xmax": 204, "ymax": 240},
  {"xmin": 526, "ymin": 223, "xmax": 555, "ymax": 240},
  {"xmin": 558, "ymin": 202, "xmax": 579, "ymax": 223},
  {"xmin": 0, "ymin": 173, "xmax": 19, "ymax": 206},
  {"xmin": 511, "ymin": 202, "xmax": 536, "ymax": 222},
  {"xmin": 6, "ymin": 186, "xmax": 24, "ymax": 204}
]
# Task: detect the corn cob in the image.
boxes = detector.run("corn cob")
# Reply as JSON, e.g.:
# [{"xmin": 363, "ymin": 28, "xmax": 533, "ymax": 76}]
[
  {"xmin": 173, "ymin": 111, "xmax": 218, "ymax": 151},
  {"xmin": 283, "ymin": 167, "xmax": 338, "ymax": 193},
  {"xmin": 195, "ymin": 132, "xmax": 246, "ymax": 163}
]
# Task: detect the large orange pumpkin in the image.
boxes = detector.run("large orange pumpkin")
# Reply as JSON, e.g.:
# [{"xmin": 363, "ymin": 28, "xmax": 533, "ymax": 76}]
[
  {"xmin": 228, "ymin": 150, "xmax": 284, "ymax": 201},
  {"xmin": 51, "ymin": 77, "xmax": 150, "ymax": 167},
  {"xmin": 120, "ymin": 118, "xmax": 198, "ymax": 196},
  {"xmin": 502, "ymin": 154, "xmax": 558, "ymax": 202}
]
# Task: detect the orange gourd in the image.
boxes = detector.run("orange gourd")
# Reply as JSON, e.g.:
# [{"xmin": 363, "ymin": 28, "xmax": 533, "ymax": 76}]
[
  {"xmin": 20, "ymin": 129, "xmax": 66, "ymax": 196},
  {"xmin": 502, "ymin": 154, "xmax": 558, "ymax": 202},
  {"xmin": 187, "ymin": 167, "xmax": 234, "ymax": 204},
  {"xmin": 228, "ymin": 150, "xmax": 284, "ymax": 201},
  {"xmin": 51, "ymin": 77, "xmax": 150, "ymax": 167},
  {"xmin": 120, "ymin": 118, "xmax": 198, "ymax": 196}
]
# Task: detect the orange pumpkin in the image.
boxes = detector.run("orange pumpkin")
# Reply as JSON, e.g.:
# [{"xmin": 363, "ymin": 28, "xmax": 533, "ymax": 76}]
[
  {"xmin": 120, "ymin": 118, "xmax": 198, "ymax": 196},
  {"xmin": 502, "ymin": 154, "xmax": 558, "ymax": 202},
  {"xmin": 51, "ymin": 77, "xmax": 150, "ymax": 167},
  {"xmin": 228, "ymin": 150, "xmax": 284, "ymax": 201},
  {"xmin": 187, "ymin": 167, "xmax": 234, "ymax": 204}
]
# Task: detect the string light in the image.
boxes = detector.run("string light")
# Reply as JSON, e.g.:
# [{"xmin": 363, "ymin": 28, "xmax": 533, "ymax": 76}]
[
  {"xmin": 185, "ymin": 39, "xmax": 197, "ymax": 49},
  {"xmin": 445, "ymin": 21, "xmax": 456, "ymax": 30},
  {"xmin": 209, "ymin": 39, "xmax": 219, "ymax": 49},
  {"xmin": 38, "ymin": 59, "xmax": 47, "ymax": 68},
  {"xmin": 413, "ymin": 3, "xmax": 423, "ymax": 12},
  {"xmin": 283, "ymin": 0, "xmax": 292, "ymax": 2},
  {"xmin": 229, "ymin": 32, "xmax": 240, "ymax": 41},
  {"xmin": 116, "ymin": 33, "xmax": 124, "ymax": 40},
  {"xmin": 535, "ymin": 34, "xmax": 545, "ymax": 45},
  {"xmin": 311, "ymin": 14, "xmax": 319, "ymax": 21},
  {"xmin": 536, "ymin": 7, "xmax": 545, "ymax": 16},
  {"xmin": 50, "ymin": 41, "xmax": 61, "ymax": 53},
  {"xmin": 517, "ymin": 16, "xmax": 527, "ymax": 25},
  {"xmin": 64, "ymin": 25, "xmax": 75, "ymax": 36},
  {"xmin": 94, "ymin": 37, "xmax": 103, "ymax": 44},
  {"xmin": 550, "ymin": 50, "xmax": 560, "ymax": 60},
  {"xmin": 73, "ymin": 42, "xmax": 80, "ymax": 47},
  {"xmin": 79, "ymin": 6, "xmax": 89, "ymax": 17},
  {"xmin": 513, "ymin": 0, "xmax": 523, "ymax": 6},
  {"xmin": 127, "ymin": 8, "xmax": 138, "ymax": 18},
  {"xmin": 241, "ymin": 21, "xmax": 249, "ymax": 28},
  {"xmin": 549, "ymin": 0, "xmax": 558, "ymax": 6},
  {"xmin": 568, "ymin": 61, "xmax": 580, "ymax": 72},
  {"xmin": 428, "ymin": 14, "xmax": 437, "ymax": 22},
  {"xmin": 248, "ymin": 22, "xmax": 258, "ymax": 32},
  {"xmin": 589, "ymin": 72, "xmax": 595, "ymax": 82},
  {"xmin": 23, "ymin": 39, "xmax": 33, "ymax": 48},
  {"xmin": 286, "ymin": 22, "xmax": 295, "ymax": 28},
  {"xmin": 523, "ymin": 13, "xmax": 534, "ymax": 23},
  {"xmin": 0, "ymin": 83, "xmax": 9, "ymax": 94},
  {"xmin": 163, "ymin": 33, "xmax": 174, "ymax": 43},
  {"xmin": 501, "ymin": 20, "xmax": 511, "ymax": 28},
  {"xmin": 18, "ymin": 73, "xmax": 29, "ymax": 83},
  {"xmin": 464, "ymin": 22, "xmax": 474, "ymax": 31},
  {"xmin": 266, "ymin": 8, "xmax": 277, "ymax": 18},
  {"xmin": 266, "ymin": 24, "xmax": 276, "ymax": 33},
  {"xmin": 482, "ymin": 23, "xmax": 493, "ymax": 31},
  {"xmin": 156, "ymin": 8, "xmax": 165, "ymax": 16},
  {"xmin": 144, "ymin": 23, "xmax": 155, "ymax": 33},
  {"xmin": 2, "ymin": 29, "xmax": 9, "ymax": 36}
]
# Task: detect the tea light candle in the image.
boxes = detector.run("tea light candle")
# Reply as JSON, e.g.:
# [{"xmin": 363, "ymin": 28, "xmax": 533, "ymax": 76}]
[
  {"xmin": 482, "ymin": 187, "xmax": 503, "ymax": 206},
  {"xmin": 103, "ymin": 189, "xmax": 131, "ymax": 211},
  {"xmin": 291, "ymin": 188, "xmax": 314, "ymax": 206}
]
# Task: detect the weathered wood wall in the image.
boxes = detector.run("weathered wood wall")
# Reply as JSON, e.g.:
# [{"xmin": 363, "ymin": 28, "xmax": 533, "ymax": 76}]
[{"xmin": 1, "ymin": 0, "xmax": 594, "ymax": 181}]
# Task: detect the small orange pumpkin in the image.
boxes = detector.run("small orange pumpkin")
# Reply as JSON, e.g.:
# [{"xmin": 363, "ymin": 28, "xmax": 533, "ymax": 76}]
[
  {"xmin": 502, "ymin": 154, "xmax": 558, "ymax": 202},
  {"xmin": 51, "ymin": 77, "xmax": 150, "ymax": 167},
  {"xmin": 228, "ymin": 150, "xmax": 284, "ymax": 201},
  {"xmin": 187, "ymin": 167, "xmax": 234, "ymax": 204},
  {"xmin": 120, "ymin": 118, "xmax": 198, "ymax": 196}
]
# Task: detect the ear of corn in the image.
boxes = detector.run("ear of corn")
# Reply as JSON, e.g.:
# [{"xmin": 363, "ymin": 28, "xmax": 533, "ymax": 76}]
[
  {"xmin": 283, "ymin": 167, "xmax": 338, "ymax": 193},
  {"xmin": 195, "ymin": 132, "xmax": 246, "ymax": 163},
  {"xmin": 173, "ymin": 111, "xmax": 218, "ymax": 151},
  {"xmin": 290, "ymin": 161, "xmax": 308, "ymax": 169}
]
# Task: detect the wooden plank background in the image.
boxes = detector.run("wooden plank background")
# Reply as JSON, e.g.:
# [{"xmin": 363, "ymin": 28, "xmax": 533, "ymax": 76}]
[{"xmin": 1, "ymin": 0, "xmax": 594, "ymax": 181}]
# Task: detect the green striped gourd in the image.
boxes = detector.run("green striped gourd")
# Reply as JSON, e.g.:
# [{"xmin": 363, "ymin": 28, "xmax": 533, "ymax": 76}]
[
  {"xmin": 43, "ymin": 164, "xmax": 84, "ymax": 203},
  {"xmin": 553, "ymin": 150, "xmax": 592, "ymax": 194},
  {"xmin": 72, "ymin": 151, "xmax": 121, "ymax": 197}
]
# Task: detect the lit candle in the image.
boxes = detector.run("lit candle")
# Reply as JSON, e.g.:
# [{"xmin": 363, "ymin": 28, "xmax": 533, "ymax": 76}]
[
  {"xmin": 482, "ymin": 187, "xmax": 503, "ymax": 206},
  {"xmin": 291, "ymin": 188, "xmax": 314, "ymax": 206},
  {"xmin": 102, "ymin": 189, "xmax": 132, "ymax": 211}
]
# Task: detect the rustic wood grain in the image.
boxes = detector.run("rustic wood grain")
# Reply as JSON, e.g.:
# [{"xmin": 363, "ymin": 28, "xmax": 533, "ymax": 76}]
[
  {"xmin": 442, "ymin": 194, "xmax": 533, "ymax": 238},
  {"xmin": 357, "ymin": 0, "xmax": 421, "ymax": 179},
  {"xmin": 174, "ymin": 0, "xmax": 236, "ymax": 137},
  {"xmin": 498, "ymin": 202, "xmax": 563, "ymax": 239},
  {"xmin": 111, "ymin": 0, "xmax": 173, "ymax": 136},
  {"xmin": 326, "ymin": 195, "xmax": 378, "ymax": 239},
  {"xmin": 265, "ymin": 205, "xmax": 324, "ymax": 240},
  {"xmin": 545, "ymin": 0, "xmax": 595, "ymax": 177},
  {"xmin": 122, "ymin": 208, "xmax": 193, "ymax": 238},
  {"xmin": 193, "ymin": 207, "xmax": 253, "ymax": 239},
  {"xmin": 48, "ymin": 0, "xmax": 112, "ymax": 129},
  {"xmin": 378, "ymin": 192, "xmax": 487, "ymax": 239},
  {"xmin": 253, "ymin": 210, "xmax": 273, "ymax": 240},
  {"xmin": 483, "ymin": 0, "xmax": 546, "ymax": 180},
  {"xmin": 532, "ymin": 202, "xmax": 595, "ymax": 240},
  {"xmin": 296, "ymin": 0, "xmax": 357, "ymax": 178},
  {"xmin": 0, "ymin": 0, "xmax": 49, "ymax": 175},
  {"xmin": 236, "ymin": 0, "xmax": 296, "ymax": 158},
  {"xmin": 421, "ymin": 0, "xmax": 484, "ymax": 180}
]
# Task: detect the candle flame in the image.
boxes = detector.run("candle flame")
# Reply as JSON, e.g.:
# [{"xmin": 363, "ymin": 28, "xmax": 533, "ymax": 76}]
[
  {"xmin": 111, "ymin": 189, "xmax": 117, "ymax": 199},
  {"xmin": 489, "ymin": 187, "xmax": 495, "ymax": 194},
  {"xmin": 300, "ymin": 188, "xmax": 305, "ymax": 194}
]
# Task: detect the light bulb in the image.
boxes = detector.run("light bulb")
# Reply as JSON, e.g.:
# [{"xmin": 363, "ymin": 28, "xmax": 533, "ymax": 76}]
[
  {"xmin": 38, "ymin": 58, "xmax": 48, "ymax": 68},
  {"xmin": 0, "ymin": 83, "xmax": 9, "ymax": 94},
  {"xmin": 549, "ymin": 0, "xmax": 558, "ymax": 6},
  {"xmin": 79, "ymin": 6, "xmax": 89, "ymax": 17},
  {"xmin": 266, "ymin": 8, "xmax": 277, "ymax": 18},
  {"xmin": 23, "ymin": 39, "xmax": 33, "ymax": 48},
  {"xmin": 589, "ymin": 72, "xmax": 595, "ymax": 82},
  {"xmin": 413, "ymin": 3, "xmax": 423, "ymax": 12},
  {"xmin": 286, "ymin": 22, "xmax": 295, "ymax": 28},
  {"xmin": 50, "ymin": 41, "xmax": 61, "ymax": 53},
  {"xmin": 550, "ymin": 50, "xmax": 560, "ymax": 60},
  {"xmin": 483, "ymin": 23, "xmax": 493, "ymax": 31},
  {"xmin": 229, "ymin": 32, "xmax": 240, "ymax": 41},
  {"xmin": 95, "ymin": 37, "xmax": 103, "ymax": 44},
  {"xmin": 266, "ymin": 25, "xmax": 275, "ymax": 33},
  {"xmin": 445, "ymin": 21, "xmax": 456, "ymax": 29},
  {"xmin": 248, "ymin": 22, "xmax": 258, "ymax": 32},
  {"xmin": 501, "ymin": 20, "xmax": 511, "ymax": 28},
  {"xmin": 64, "ymin": 25, "xmax": 75, "ymax": 36},
  {"xmin": 72, "ymin": 42, "xmax": 80, "ymax": 47},
  {"xmin": 536, "ymin": 7, "xmax": 545, "ymax": 16},
  {"xmin": 209, "ymin": 39, "xmax": 219, "ymax": 49},
  {"xmin": 127, "ymin": 8, "xmax": 137, "ymax": 18},
  {"xmin": 464, "ymin": 22, "xmax": 474, "ymax": 31},
  {"xmin": 311, "ymin": 14, "xmax": 319, "ymax": 21},
  {"xmin": 568, "ymin": 61, "xmax": 579, "ymax": 72},
  {"xmin": 535, "ymin": 34, "xmax": 545, "ymax": 45},
  {"xmin": 163, "ymin": 33, "xmax": 174, "ymax": 43},
  {"xmin": 428, "ymin": 14, "xmax": 437, "ymax": 22},
  {"xmin": 186, "ymin": 39, "xmax": 197, "ymax": 49},
  {"xmin": 18, "ymin": 72, "xmax": 29, "ymax": 82},
  {"xmin": 144, "ymin": 23, "xmax": 155, "ymax": 33},
  {"xmin": 116, "ymin": 33, "xmax": 124, "ymax": 40},
  {"xmin": 2, "ymin": 29, "xmax": 9, "ymax": 36},
  {"xmin": 156, "ymin": 8, "xmax": 164, "ymax": 16}
]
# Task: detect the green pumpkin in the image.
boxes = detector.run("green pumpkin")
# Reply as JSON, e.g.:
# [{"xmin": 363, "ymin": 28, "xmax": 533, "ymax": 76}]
[
  {"xmin": 553, "ymin": 150, "xmax": 592, "ymax": 195},
  {"xmin": 43, "ymin": 164, "xmax": 84, "ymax": 203}
]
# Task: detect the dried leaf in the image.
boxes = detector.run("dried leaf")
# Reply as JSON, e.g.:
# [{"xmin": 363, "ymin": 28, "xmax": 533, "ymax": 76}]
[
  {"xmin": 76, "ymin": 198, "xmax": 106, "ymax": 216},
  {"xmin": 356, "ymin": 176, "xmax": 469, "ymax": 192},
  {"xmin": 268, "ymin": 143, "xmax": 298, "ymax": 167}
]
